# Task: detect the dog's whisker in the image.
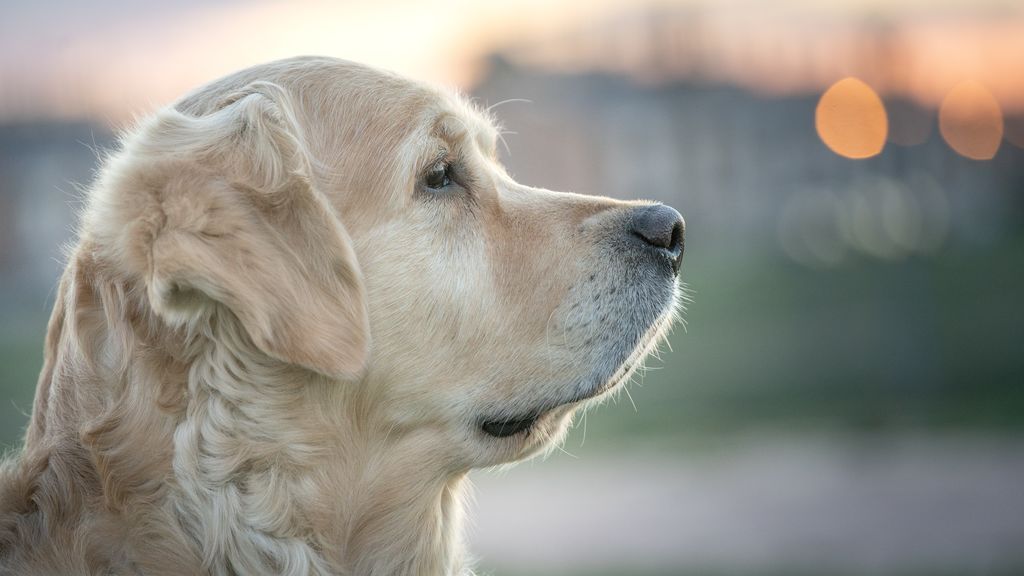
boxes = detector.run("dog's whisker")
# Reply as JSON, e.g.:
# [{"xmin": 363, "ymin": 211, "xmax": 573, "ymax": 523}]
[
  {"xmin": 579, "ymin": 409, "xmax": 588, "ymax": 449},
  {"xmin": 622, "ymin": 383, "xmax": 639, "ymax": 414},
  {"xmin": 485, "ymin": 98, "xmax": 533, "ymax": 114}
]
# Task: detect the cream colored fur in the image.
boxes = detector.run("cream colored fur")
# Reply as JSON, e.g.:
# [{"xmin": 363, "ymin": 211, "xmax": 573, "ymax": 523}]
[{"xmin": 0, "ymin": 56, "xmax": 682, "ymax": 575}]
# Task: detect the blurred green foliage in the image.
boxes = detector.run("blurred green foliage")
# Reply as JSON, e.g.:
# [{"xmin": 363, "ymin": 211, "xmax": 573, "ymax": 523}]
[
  {"xmin": 0, "ymin": 320, "xmax": 45, "ymax": 452},
  {"xmin": 573, "ymin": 235, "xmax": 1024, "ymax": 448},
  {"xmin": 2, "ymin": 235, "xmax": 1023, "ymax": 451},
  {"xmin": 569, "ymin": 235, "xmax": 1024, "ymax": 450}
]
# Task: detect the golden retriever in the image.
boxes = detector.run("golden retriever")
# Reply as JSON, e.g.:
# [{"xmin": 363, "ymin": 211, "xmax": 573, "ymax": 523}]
[{"xmin": 0, "ymin": 56, "xmax": 684, "ymax": 575}]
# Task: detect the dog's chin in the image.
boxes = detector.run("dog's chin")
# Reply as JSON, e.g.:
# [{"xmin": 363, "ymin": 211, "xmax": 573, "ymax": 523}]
[
  {"xmin": 480, "ymin": 303, "xmax": 676, "ymax": 445},
  {"xmin": 477, "ymin": 406, "xmax": 579, "ymax": 464},
  {"xmin": 474, "ymin": 359, "xmax": 646, "ymax": 464}
]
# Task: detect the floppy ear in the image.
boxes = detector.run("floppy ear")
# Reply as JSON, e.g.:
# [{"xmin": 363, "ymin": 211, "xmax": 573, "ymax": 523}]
[{"xmin": 134, "ymin": 83, "xmax": 369, "ymax": 379}]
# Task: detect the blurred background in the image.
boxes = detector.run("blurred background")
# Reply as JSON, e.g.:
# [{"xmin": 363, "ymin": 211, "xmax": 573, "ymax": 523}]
[{"xmin": 2, "ymin": 1, "xmax": 1023, "ymax": 574}]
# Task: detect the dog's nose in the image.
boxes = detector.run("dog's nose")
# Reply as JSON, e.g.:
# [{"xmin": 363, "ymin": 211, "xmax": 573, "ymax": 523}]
[{"xmin": 630, "ymin": 204, "xmax": 685, "ymax": 274}]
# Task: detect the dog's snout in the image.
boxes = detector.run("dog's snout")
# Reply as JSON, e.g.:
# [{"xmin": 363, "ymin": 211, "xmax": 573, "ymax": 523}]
[{"xmin": 630, "ymin": 204, "xmax": 685, "ymax": 274}]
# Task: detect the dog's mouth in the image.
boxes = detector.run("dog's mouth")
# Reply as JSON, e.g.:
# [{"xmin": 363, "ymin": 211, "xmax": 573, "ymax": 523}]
[
  {"xmin": 479, "ymin": 396, "xmax": 578, "ymax": 438},
  {"xmin": 478, "ymin": 379, "xmax": 611, "ymax": 439},
  {"xmin": 480, "ymin": 415, "xmax": 539, "ymax": 438},
  {"xmin": 477, "ymin": 383, "xmax": 603, "ymax": 439}
]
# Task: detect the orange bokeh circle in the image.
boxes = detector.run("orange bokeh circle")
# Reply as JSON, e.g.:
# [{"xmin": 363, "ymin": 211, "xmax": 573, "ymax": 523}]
[
  {"xmin": 816, "ymin": 77, "xmax": 888, "ymax": 159},
  {"xmin": 939, "ymin": 81, "xmax": 1003, "ymax": 160}
]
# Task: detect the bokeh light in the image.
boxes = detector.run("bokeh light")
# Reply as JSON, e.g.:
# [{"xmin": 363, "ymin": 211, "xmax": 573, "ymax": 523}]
[
  {"xmin": 816, "ymin": 77, "xmax": 888, "ymax": 159},
  {"xmin": 938, "ymin": 80, "xmax": 1003, "ymax": 160}
]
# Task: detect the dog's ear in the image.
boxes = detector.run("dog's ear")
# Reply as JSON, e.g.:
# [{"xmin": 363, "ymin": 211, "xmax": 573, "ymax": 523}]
[{"xmin": 130, "ymin": 83, "xmax": 369, "ymax": 379}]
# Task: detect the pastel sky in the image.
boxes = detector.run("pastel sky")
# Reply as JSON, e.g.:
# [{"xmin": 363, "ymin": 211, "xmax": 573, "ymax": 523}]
[{"xmin": 1, "ymin": 0, "xmax": 1022, "ymax": 123}]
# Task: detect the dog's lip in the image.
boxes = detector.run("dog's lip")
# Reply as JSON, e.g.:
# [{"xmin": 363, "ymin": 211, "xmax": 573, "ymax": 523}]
[
  {"xmin": 479, "ymin": 397, "xmax": 571, "ymax": 438},
  {"xmin": 478, "ymin": 382, "xmax": 611, "ymax": 439},
  {"xmin": 480, "ymin": 415, "xmax": 539, "ymax": 438}
]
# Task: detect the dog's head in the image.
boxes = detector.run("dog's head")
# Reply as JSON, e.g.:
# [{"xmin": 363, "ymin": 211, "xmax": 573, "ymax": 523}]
[{"xmin": 87, "ymin": 57, "xmax": 683, "ymax": 470}]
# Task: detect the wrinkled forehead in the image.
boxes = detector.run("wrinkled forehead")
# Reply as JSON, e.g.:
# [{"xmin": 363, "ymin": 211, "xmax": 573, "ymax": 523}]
[
  {"xmin": 339, "ymin": 76, "xmax": 502, "ymax": 200},
  {"xmin": 313, "ymin": 60, "xmax": 501, "ymax": 147},
  {"xmin": 415, "ymin": 94, "xmax": 501, "ymax": 159}
]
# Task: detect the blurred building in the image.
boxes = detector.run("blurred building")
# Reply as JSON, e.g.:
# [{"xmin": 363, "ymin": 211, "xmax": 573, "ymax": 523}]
[{"xmin": 474, "ymin": 55, "xmax": 1024, "ymax": 267}]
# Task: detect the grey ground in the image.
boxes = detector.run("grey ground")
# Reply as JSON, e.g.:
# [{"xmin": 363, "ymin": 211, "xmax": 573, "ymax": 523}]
[{"xmin": 470, "ymin": 435, "xmax": 1024, "ymax": 575}]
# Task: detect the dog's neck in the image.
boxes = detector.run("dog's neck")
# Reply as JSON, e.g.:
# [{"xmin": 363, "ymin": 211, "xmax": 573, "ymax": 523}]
[
  {"xmin": 168, "ymin": 310, "xmax": 473, "ymax": 575},
  {"xmin": 15, "ymin": 268, "xmax": 472, "ymax": 575}
]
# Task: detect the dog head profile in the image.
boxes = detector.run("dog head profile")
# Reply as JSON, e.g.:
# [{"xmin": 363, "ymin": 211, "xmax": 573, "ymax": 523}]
[{"xmin": 5, "ymin": 56, "xmax": 684, "ymax": 575}]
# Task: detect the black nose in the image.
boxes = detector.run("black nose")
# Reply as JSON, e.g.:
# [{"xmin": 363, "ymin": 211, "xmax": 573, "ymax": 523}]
[{"xmin": 630, "ymin": 204, "xmax": 685, "ymax": 274}]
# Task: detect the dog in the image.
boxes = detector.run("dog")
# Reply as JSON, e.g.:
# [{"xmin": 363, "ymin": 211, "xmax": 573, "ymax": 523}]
[{"xmin": 0, "ymin": 56, "xmax": 684, "ymax": 575}]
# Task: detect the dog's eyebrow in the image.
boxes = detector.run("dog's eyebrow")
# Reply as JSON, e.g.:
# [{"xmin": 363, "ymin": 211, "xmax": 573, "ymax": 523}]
[
  {"xmin": 434, "ymin": 112, "xmax": 501, "ymax": 158},
  {"xmin": 434, "ymin": 113, "xmax": 471, "ymax": 142}
]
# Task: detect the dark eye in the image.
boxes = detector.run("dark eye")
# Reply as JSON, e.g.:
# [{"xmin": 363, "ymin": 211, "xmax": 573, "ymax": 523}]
[{"xmin": 425, "ymin": 161, "xmax": 452, "ymax": 190}]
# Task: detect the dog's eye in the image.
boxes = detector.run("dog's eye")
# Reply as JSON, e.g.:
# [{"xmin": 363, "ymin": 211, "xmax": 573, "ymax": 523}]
[{"xmin": 425, "ymin": 161, "xmax": 452, "ymax": 190}]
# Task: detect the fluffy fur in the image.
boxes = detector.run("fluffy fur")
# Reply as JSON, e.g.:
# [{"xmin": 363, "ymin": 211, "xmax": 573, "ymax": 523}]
[{"xmin": 0, "ymin": 56, "xmax": 683, "ymax": 575}]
